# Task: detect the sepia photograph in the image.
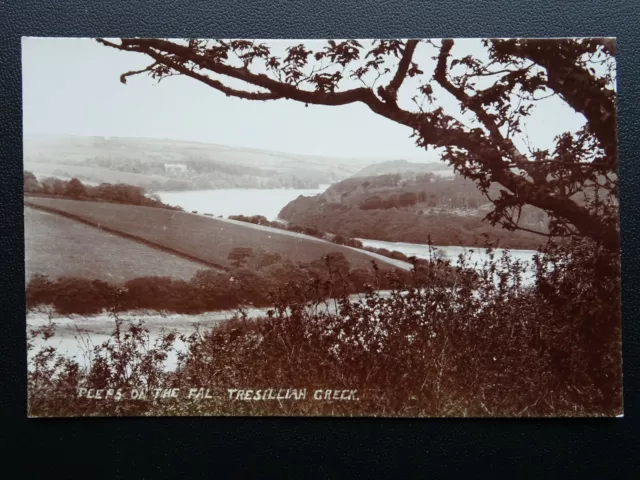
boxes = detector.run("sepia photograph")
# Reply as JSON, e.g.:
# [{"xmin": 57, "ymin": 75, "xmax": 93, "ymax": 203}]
[{"xmin": 23, "ymin": 36, "xmax": 621, "ymax": 418}]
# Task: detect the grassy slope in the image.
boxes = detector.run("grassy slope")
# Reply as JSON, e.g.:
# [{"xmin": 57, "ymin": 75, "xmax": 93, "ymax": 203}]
[
  {"xmin": 25, "ymin": 207, "xmax": 207, "ymax": 284},
  {"xmin": 24, "ymin": 197, "xmax": 400, "ymax": 271}
]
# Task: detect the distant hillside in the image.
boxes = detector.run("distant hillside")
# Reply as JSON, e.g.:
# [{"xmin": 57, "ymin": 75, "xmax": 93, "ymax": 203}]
[
  {"xmin": 24, "ymin": 135, "xmax": 436, "ymax": 191},
  {"xmin": 354, "ymin": 160, "xmax": 454, "ymax": 178},
  {"xmin": 279, "ymin": 173, "xmax": 550, "ymax": 250}
]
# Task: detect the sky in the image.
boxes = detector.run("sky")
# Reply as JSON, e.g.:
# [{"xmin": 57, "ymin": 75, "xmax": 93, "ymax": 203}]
[{"xmin": 22, "ymin": 37, "xmax": 590, "ymax": 160}]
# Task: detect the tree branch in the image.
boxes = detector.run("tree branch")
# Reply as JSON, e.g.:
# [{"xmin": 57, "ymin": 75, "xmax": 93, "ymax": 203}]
[
  {"xmin": 127, "ymin": 50, "xmax": 284, "ymax": 101},
  {"xmin": 434, "ymin": 39, "xmax": 506, "ymax": 147},
  {"xmin": 100, "ymin": 38, "xmax": 378, "ymax": 108},
  {"xmin": 382, "ymin": 39, "xmax": 420, "ymax": 103},
  {"xmin": 492, "ymin": 39, "xmax": 617, "ymax": 167},
  {"xmin": 119, "ymin": 63, "xmax": 159, "ymax": 84},
  {"xmin": 432, "ymin": 39, "xmax": 617, "ymax": 250},
  {"xmin": 97, "ymin": 37, "xmax": 619, "ymax": 251}
]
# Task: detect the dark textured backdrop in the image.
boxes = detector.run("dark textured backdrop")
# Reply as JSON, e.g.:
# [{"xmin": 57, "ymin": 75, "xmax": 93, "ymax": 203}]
[{"xmin": 1, "ymin": 0, "xmax": 638, "ymax": 477}]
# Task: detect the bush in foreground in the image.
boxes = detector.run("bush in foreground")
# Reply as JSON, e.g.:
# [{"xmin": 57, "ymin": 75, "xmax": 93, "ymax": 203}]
[{"xmin": 27, "ymin": 239, "xmax": 621, "ymax": 417}]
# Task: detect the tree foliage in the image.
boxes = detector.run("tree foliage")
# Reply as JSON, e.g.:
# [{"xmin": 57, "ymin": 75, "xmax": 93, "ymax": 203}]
[
  {"xmin": 98, "ymin": 37, "xmax": 618, "ymax": 251},
  {"xmin": 23, "ymin": 172, "xmax": 182, "ymax": 210},
  {"xmin": 227, "ymin": 247, "xmax": 254, "ymax": 268},
  {"xmin": 64, "ymin": 177, "xmax": 87, "ymax": 199},
  {"xmin": 24, "ymin": 170, "xmax": 41, "ymax": 193},
  {"xmin": 28, "ymin": 239, "xmax": 621, "ymax": 417}
]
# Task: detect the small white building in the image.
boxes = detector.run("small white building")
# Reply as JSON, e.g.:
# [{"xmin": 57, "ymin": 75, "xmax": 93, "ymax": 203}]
[{"xmin": 164, "ymin": 163, "xmax": 188, "ymax": 174}]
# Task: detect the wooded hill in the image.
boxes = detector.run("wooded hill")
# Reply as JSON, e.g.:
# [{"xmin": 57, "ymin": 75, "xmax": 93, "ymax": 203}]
[
  {"xmin": 279, "ymin": 173, "xmax": 550, "ymax": 249},
  {"xmin": 353, "ymin": 159, "xmax": 454, "ymax": 178}
]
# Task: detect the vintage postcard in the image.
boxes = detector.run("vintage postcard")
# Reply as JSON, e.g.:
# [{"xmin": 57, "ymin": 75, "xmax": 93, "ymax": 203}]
[{"xmin": 23, "ymin": 37, "xmax": 621, "ymax": 417}]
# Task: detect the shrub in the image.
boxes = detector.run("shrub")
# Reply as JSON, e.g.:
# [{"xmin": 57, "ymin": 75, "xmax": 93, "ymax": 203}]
[
  {"xmin": 228, "ymin": 247, "xmax": 254, "ymax": 268},
  {"xmin": 26, "ymin": 274, "xmax": 55, "ymax": 309},
  {"xmin": 64, "ymin": 178, "xmax": 87, "ymax": 199},
  {"xmin": 24, "ymin": 171, "xmax": 43, "ymax": 193},
  {"xmin": 123, "ymin": 276, "xmax": 205, "ymax": 313},
  {"xmin": 27, "ymin": 238, "xmax": 622, "ymax": 417},
  {"xmin": 27, "ymin": 276, "xmax": 119, "ymax": 315},
  {"xmin": 174, "ymin": 239, "xmax": 620, "ymax": 417},
  {"xmin": 24, "ymin": 172, "xmax": 182, "ymax": 211}
]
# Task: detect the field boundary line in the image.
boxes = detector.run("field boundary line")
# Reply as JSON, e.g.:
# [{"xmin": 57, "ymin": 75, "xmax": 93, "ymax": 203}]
[{"xmin": 24, "ymin": 201, "xmax": 229, "ymax": 272}]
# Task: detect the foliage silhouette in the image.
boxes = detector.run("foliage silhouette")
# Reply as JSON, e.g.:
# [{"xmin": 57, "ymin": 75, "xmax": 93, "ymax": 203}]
[{"xmin": 97, "ymin": 37, "xmax": 618, "ymax": 250}]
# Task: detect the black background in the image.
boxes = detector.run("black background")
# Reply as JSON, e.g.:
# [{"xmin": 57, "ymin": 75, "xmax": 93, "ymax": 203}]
[{"xmin": 1, "ymin": 0, "xmax": 638, "ymax": 477}]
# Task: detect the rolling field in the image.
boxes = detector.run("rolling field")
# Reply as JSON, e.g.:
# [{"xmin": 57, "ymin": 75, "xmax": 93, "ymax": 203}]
[
  {"xmin": 24, "ymin": 197, "xmax": 405, "ymax": 272},
  {"xmin": 25, "ymin": 206, "xmax": 210, "ymax": 284}
]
